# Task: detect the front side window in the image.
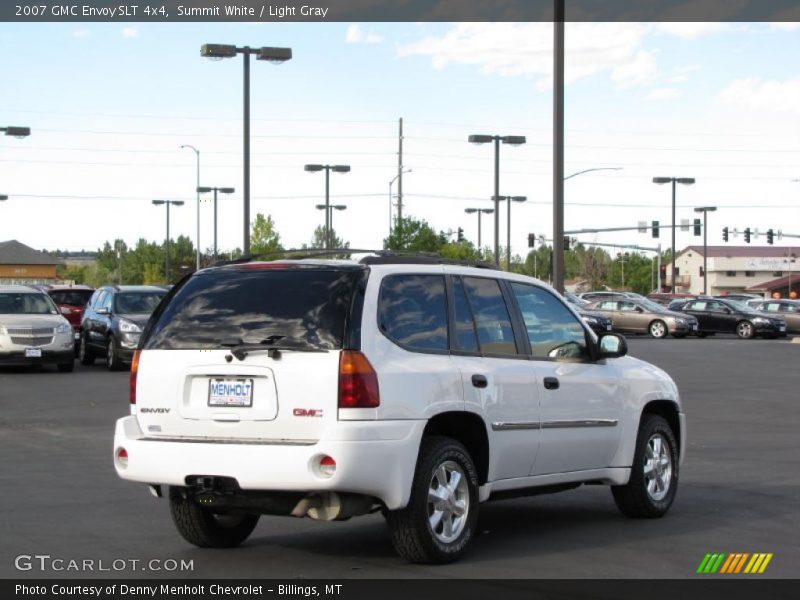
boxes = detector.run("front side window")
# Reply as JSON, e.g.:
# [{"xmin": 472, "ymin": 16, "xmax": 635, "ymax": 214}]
[
  {"xmin": 379, "ymin": 274, "xmax": 448, "ymax": 352},
  {"xmin": 114, "ymin": 292, "xmax": 165, "ymax": 314},
  {"xmin": 780, "ymin": 303, "xmax": 799, "ymax": 313},
  {"xmin": 462, "ymin": 277, "xmax": 518, "ymax": 356},
  {"xmin": 510, "ymin": 283, "xmax": 588, "ymax": 360}
]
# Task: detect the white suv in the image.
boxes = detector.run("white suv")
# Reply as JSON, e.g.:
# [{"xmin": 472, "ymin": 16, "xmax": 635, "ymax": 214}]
[{"xmin": 114, "ymin": 257, "xmax": 685, "ymax": 563}]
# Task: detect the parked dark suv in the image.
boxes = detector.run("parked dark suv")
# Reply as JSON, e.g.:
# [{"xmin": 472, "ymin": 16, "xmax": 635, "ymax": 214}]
[
  {"xmin": 79, "ymin": 285, "xmax": 166, "ymax": 370},
  {"xmin": 675, "ymin": 297, "xmax": 786, "ymax": 339}
]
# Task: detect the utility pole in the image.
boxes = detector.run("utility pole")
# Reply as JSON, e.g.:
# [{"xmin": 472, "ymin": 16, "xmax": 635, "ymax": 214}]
[
  {"xmin": 552, "ymin": 0, "xmax": 566, "ymax": 292},
  {"xmin": 397, "ymin": 117, "xmax": 404, "ymax": 225}
]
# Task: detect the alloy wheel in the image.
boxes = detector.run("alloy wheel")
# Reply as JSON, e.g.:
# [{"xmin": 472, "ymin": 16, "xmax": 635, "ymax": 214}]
[
  {"xmin": 427, "ymin": 460, "xmax": 470, "ymax": 544},
  {"xmin": 643, "ymin": 433, "xmax": 672, "ymax": 502}
]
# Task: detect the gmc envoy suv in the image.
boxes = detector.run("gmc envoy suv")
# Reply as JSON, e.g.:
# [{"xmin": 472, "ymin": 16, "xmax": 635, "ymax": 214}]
[{"xmin": 113, "ymin": 256, "xmax": 685, "ymax": 563}]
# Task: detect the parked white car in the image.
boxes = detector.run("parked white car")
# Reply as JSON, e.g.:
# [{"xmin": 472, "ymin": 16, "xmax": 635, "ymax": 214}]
[
  {"xmin": 114, "ymin": 257, "xmax": 685, "ymax": 563},
  {"xmin": 0, "ymin": 285, "xmax": 75, "ymax": 372}
]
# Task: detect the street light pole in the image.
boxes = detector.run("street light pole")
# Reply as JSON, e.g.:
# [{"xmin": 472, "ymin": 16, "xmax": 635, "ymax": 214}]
[
  {"xmin": 201, "ymin": 44, "xmax": 292, "ymax": 255},
  {"xmin": 305, "ymin": 164, "xmax": 351, "ymax": 250},
  {"xmin": 653, "ymin": 176, "xmax": 695, "ymax": 293},
  {"xmin": 494, "ymin": 196, "xmax": 527, "ymax": 269},
  {"xmin": 464, "ymin": 208, "xmax": 494, "ymax": 249},
  {"xmin": 179, "ymin": 144, "xmax": 200, "ymax": 269},
  {"xmin": 152, "ymin": 200, "xmax": 184, "ymax": 282},
  {"xmin": 315, "ymin": 204, "xmax": 347, "ymax": 247},
  {"xmin": 197, "ymin": 186, "xmax": 235, "ymax": 258},
  {"xmin": 694, "ymin": 206, "xmax": 717, "ymax": 295},
  {"xmin": 468, "ymin": 134, "xmax": 527, "ymax": 266}
]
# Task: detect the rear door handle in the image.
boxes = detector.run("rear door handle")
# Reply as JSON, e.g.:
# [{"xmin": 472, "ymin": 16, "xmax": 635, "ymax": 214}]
[
  {"xmin": 471, "ymin": 374, "xmax": 488, "ymax": 389},
  {"xmin": 543, "ymin": 377, "xmax": 560, "ymax": 390}
]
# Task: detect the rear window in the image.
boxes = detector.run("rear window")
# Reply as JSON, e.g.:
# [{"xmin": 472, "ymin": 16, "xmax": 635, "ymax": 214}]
[
  {"xmin": 143, "ymin": 268, "xmax": 360, "ymax": 350},
  {"xmin": 49, "ymin": 290, "xmax": 94, "ymax": 307}
]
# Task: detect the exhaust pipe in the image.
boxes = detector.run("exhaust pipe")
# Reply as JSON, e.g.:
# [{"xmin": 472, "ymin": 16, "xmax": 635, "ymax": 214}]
[{"xmin": 291, "ymin": 492, "xmax": 374, "ymax": 521}]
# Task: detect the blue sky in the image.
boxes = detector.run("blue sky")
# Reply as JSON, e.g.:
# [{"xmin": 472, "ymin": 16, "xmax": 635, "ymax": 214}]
[{"xmin": 1, "ymin": 22, "xmax": 799, "ymax": 258}]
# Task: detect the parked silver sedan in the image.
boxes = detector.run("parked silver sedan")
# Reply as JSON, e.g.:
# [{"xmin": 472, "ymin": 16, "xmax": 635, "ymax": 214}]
[
  {"xmin": 587, "ymin": 297, "xmax": 698, "ymax": 339},
  {"xmin": 754, "ymin": 299, "xmax": 800, "ymax": 334}
]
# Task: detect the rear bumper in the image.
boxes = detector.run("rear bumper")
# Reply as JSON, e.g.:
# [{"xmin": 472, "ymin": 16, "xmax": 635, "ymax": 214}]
[
  {"xmin": 114, "ymin": 416, "xmax": 426, "ymax": 510},
  {"xmin": 0, "ymin": 349, "xmax": 74, "ymax": 366}
]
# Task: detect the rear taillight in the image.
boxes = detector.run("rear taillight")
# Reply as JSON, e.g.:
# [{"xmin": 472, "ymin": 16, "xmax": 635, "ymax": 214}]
[
  {"xmin": 129, "ymin": 350, "xmax": 140, "ymax": 409},
  {"xmin": 338, "ymin": 350, "xmax": 380, "ymax": 408}
]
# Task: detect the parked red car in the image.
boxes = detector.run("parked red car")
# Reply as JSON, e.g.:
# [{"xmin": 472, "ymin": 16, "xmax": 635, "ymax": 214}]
[{"xmin": 44, "ymin": 285, "xmax": 95, "ymax": 350}]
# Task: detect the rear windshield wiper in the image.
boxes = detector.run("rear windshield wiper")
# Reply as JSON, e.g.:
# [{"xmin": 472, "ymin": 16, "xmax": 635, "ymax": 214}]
[{"xmin": 225, "ymin": 336, "xmax": 328, "ymax": 361}]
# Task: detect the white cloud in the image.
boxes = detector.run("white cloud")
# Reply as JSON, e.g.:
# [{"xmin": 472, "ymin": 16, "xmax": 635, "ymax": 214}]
[
  {"xmin": 656, "ymin": 22, "xmax": 729, "ymax": 38},
  {"xmin": 396, "ymin": 23, "xmax": 652, "ymax": 91},
  {"xmin": 122, "ymin": 27, "xmax": 139, "ymax": 39},
  {"xmin": 719, "ymin": 78, "xmax": 800, "ymax": 113},
  {"xmin": 665, "ymin": 63, "xmax": 701, "ymax": 83},
  {"xmin": 646, "ymin": 88, "xmax": 681, "ymax": 101},
  {"xmin": 72, "ymin": 29, "xmax": 90, "ymax": 39},
  {"xmin": 345, "ymin": 24, "xmax": 383, "ymax": 44},
  {"xmin": 612, "ymin": 50, "xmax": 659, "ymax": 89}
]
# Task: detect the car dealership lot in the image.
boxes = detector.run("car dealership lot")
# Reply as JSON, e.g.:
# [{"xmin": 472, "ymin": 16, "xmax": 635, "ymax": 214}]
[{"xmin": 1, "ymin": 337, "xmax": 798, "ymax": 579}]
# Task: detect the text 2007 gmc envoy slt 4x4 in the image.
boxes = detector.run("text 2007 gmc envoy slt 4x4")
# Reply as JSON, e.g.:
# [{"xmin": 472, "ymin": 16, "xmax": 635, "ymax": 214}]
[{"xmin": 114, "ymin": 256, "xmax": 685, "ymax": 563}]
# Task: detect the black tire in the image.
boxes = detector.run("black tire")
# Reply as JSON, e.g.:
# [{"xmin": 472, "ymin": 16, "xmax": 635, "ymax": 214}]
[
  {"xmin": 385, "ymin": 436, "xmax": 479, "ymax": 564},
  {"xmin": 78, "ymin": 333, "xmax": 95, "ymax": 365},
  {"xmin": 648, "ymin": 320, "xmax": 668, "ymax": 339},
  {"xmin": 106, "ymin": 335, "xmax": 123, "ymax": 371},
  {"xmin": 612, "ymin": 414, "xmax": 679, "ymax": 519},
  {"xmin": 696, "ymin": 332, "xmax": 708, "ymax": 338},
  {"xmin": 672, "ymin": 333, "xmax": 686, "ymax": 339},
  {"xmin": 736, "ymin": 320, "xmax": 755, "ymax": 339},
  {"xmin": 57, "ymin": 361, "xmax": 75, "ymax": 373},
  {"xmin": 169, "ymin": 487, "xmax": 259, "ymax": 548}
]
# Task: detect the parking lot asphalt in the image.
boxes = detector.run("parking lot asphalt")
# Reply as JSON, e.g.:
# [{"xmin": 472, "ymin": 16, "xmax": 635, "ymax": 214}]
[{"xmin": 1, "ymin": 336, "xmax": 798, "ymax": 579}]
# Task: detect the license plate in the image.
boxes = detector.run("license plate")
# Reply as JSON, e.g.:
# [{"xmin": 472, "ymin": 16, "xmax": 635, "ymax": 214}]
[
  {"xmin": 25, "ymin": 348, "xmax": 42, "ymax": 358},
  {"xmin": 208, "ymin": 378, "xmax": 254, "ymax": 407},
  {"xmin": 691, "ymin": 324, "xmax": 697, "ymax": 330},
  {"xmin": 606, "ymin": 324, "xmax": 612, "ymax": 331},
  {"xmin": 74, "ymin": 332, "xmax": 80, "ymax": 340},
  {"xmin": 779, "ymin": 325, "xmax": 786, "ymax": 331}
]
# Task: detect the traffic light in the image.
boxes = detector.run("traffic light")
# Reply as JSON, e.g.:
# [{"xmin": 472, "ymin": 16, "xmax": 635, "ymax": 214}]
[
  {"xmin": 767, "ymin": 228, "xmax": 774, "ymax": 245},
  {"xmin": 457, "ymin": 227, "xmax": 464, "ymax": 242},
  {"xmin": 652, "ymin": 220, "xmax": 659, "ymax": 238},
  {"xmin": 722, "ymin": 226, "xmax": 729, "ymax": 242},
  {"xmin": 693, "ymin": 219, "xmax": 702, "ymax": 236},
  {"xmin": 528, "ymin": 233, "xmax": 536, "ymax": 248},
  {"xmin": 744, "ymin": 227, "xmax": 751, "ymax": 243},
  {"xmin": 564, "ymin": 236, "xmax": 571, "ymax": 250}
]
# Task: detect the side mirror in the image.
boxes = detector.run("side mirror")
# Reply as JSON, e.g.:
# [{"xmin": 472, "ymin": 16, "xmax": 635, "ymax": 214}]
[
  {"xmin": 96, "ymin": 307, "xmax": 110, "ymax": 315},
  {"xmin": 723, "ymin": 308, "xmax": 731, "ymax": 314},
  {"xmin": 635, "ymin": 307, "xmax": 644, "ymax": 313},
  {"xmin": 598, "ymin": 333, "xmax": 628, "ymax": 359}
]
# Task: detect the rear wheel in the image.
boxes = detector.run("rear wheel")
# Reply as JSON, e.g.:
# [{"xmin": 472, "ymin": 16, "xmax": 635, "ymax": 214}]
[
  {"xmin": 385, "ymin": 436, "xmax": 479, "ymax": 564},
  {"xmin": 78, "ymin": 334, "xmax": 95, "ymax": 365},
  {"xmin": 649, "ymin": 320, "xmax": 668, "ymax": 339},
  {"xmin": 696, "ymin": 332, "xmax": 708, "ymax": 338},
  {"xmin": 612, "ymin": 414, "xmax": 678, "ymax": 518},
  {"xmin": 169, "ymin": 487, "xmax": 259, "ymax": 548},
  {"xmin": 736, "ymin": 320, "xmax": 755, "ymax": 339}
]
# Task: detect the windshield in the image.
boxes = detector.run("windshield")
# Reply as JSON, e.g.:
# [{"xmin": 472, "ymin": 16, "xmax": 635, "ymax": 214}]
[
  {"xmin": 114, "ymin": 292, "xmax": 165, "ymax": 314},
  {"xmin": 564, "ymin": 292, "xmax": 587, "ymax": 306},
  {"xmin": 49, "ymin": 290, "xmax": 94, "ymax": 307},
  {"xmin": 0, "ymin": 292, "xmax": 58, "ymax": 315},
  {"xmin": 143, "ymin": 268, "xmax": 361, "ymax": 350},
  {"xmin": 639, "ymin": 298, "xmax": 667, "ymax": 313},
  {"xmin": 725, "ymin": 300, "xmax": 756, "ymax": 313}
]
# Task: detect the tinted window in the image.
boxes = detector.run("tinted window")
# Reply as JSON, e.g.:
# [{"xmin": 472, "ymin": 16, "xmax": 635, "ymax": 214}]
[
  {"xmin": 780, "ymin": 303, "xmax": 799, "ymax": 313},
  {"xmin": 0, "ymin": 293, "xmax": 57, "ymax": 315},
  {"xmin": 452, "ymin": 277, "xmax": 479, "ymax": 353},
  {"xmin": 686, "ymin": 300, "xmax": 707, "ymax": 311},
  {"xmin": 114, "ymin": 292, "xmax": 165, "ymax": 314},
  {"xmin": 379, "ymin": 274, "xmax": 447, "ymax": 352},
  {"xmin": 145, "ymin": 268, "xmax": 360, "ymax": 350},
  {"xmin": 511, "ymin": 283, "xmax": 588, "ymax": 360},
  {"xmin": 462, "ymin": 277, "xmax": 517, "ymax": 356},
  {"xmin": 49, "ymin": 290, "xmax": 94, "ymax": 307}
]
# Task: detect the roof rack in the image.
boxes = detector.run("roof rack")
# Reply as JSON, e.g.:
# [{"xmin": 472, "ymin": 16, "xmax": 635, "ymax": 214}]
[{"xmin": 211, "ymin": 247, "xmax": 374, "ymax": 267}]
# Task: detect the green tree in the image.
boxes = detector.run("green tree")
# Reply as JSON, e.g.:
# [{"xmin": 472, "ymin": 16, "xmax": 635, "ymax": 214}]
[
  {"xmin": 304, "ymin": 225, "xmax": 349, "ymax": 251},
  {"xmin": 250, "ymin": 213, "xmax": 284, "ymax": 256},
  {"xmin": 384, "ymin": 216, "xmax": 445, "ymax": 252}
]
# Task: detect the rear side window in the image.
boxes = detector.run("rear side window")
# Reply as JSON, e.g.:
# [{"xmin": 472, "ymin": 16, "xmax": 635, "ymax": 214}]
[
  {"xmin": 452, "ymin": 277, "xmax": 479, "ymax": 353},
  {"xmin": 144, "ymin": 268, "xmax": 360, "ymax": 350},
  {"xmin": 378, "ymin": 274, "xmax": 448, "ymax": 352},
  {"xmin": 462, "ymin": 277, "xmax": 518, "ymax": 356}
]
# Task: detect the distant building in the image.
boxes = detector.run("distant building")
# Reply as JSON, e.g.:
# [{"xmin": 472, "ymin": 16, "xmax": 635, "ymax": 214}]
[
  {"xmin": 0, "ymin": 239, "xmax": 64, "ymax": 285},
  {"xmin": 667, "ymin": 246, "xmax": 799, "ymax": 297}
]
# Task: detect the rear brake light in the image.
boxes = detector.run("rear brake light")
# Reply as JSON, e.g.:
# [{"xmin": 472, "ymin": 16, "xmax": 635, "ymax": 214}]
[
  {"xmin": 116, "ymin": 447, "xmax": 128, "ymax": 469},
  {"xmin": 236, "ymin": 262, "xmax": 293, "ymax": 270},
  {"xmin": 129, "ymin": 350, "xmax": 140, "ymax": 408},
  {"xmin": 318, "ymin": 456, "xmax": 336, "ymax": 478},
  {"xmin": 338, "ymin": 350, "xmax": 380, "ymax": 408}
]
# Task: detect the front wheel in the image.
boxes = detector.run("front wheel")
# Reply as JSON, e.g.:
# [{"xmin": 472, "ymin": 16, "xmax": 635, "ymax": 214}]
[
  {"xmin": 169, "ymin": 487, "xmax": 259, "ymax": 548},
  {"xmin": 649, "ymin": 320, "xmax": 668, "ymax": 339},
  {"xmin": 385, "ymin": 436, "xmax": 479, "ymax": 564},
  {"xmin": 736, "ymin": 320, "xmax": 755, "ymax": 339},
  {"xmin": 612, "ymin": 414, "xmax": 679, "ymax": 518},
  {"xmin": 106, "ymin": 336, "xmax": 123, "ymax": 371},
  {"xmin": 78, "ymin": 333, "xmax": 95, "ymax": 365}
]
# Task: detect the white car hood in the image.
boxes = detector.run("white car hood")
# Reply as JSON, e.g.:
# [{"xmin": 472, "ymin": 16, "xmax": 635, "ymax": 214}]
[{"xmin": 0, "ymin": 314, "xmax": 69, "ymax": 330}]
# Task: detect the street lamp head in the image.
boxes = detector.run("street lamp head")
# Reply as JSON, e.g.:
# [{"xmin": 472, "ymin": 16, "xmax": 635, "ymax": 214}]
[
  {"xmin": 0, "ymin": 195, "xmax": 7, "ymax": 201},
  {"xmin": 501, "ymin": 135, "xmax": 526, "ymax": 146},
  {"xmin": 3, "ymin": 126, "xmax": 31, "ymax": 138},
  {"xmin": 256, "ymin": 47, "xmax": 292, "ymax": 63},
  {"xmin": 465, "ymin": 208, "xmax": 478, "ymax": 214},
  {"xmin": 315, "ymin": 204, "xmax": 327, "ymax": 210},
  {"xmin": 332, "ymin": 205, "xmax": 347, "ymax": 211},
  {"xmin": 468, "ymin": 134, "xmax": 494, "ymax": 145},
  {"xmin": 480, "ymin": 208, "xmax": 495, "ymax": 214},
  {"xmin": 694, "ymin": 206, "xmax": 717, "ymax": 213},
  {"xmin": 196, "ymin": 186, "xmax": 212, "ymax": 193},
  {"xmin": 511, "ymin": 196, "xmax": 527, "ymax": 203},
  {"xmin": 331, "ymin": 165, "xmax": 351, "ymax": 173},
  {"xmin": 652, "ymin": 177, "xmax": 672, "ymax": 184},
  {"xmin": 172, "ymin": 201, "xmax": 185, "ymax": 207},
  {"xmin": 219, "ymin": 187, "xmax": 235, "ymax": 194},
  {"xmin": 152, "ymin": 200, "xmax": 166, "ymax": 206},
  {"xmin": 304, "ymin": 164, "xmax": 324, "ymax": 172},
  {"xmin": 676, "ymin": 177, "xmax": 696, "ymax": 185},
  {"xmin": 200, "ymin": 44, "xmax": 237, "ymax": 59}
]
